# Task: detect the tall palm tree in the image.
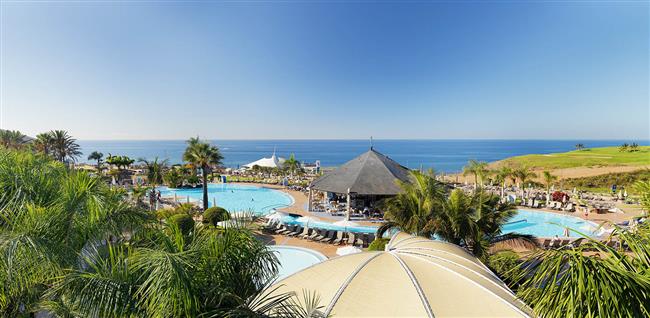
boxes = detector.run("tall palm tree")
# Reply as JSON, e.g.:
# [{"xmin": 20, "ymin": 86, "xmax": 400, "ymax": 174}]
[
  {"xmin": 574, "ymin": 143, "xmax": 585, "ymax": 151},
  {"xmin": 493, "ymin": 166, "xmax": 513, "ymax": 197},
  {"xmin": 378, "ymin": 170, "xmax": 445, "ymax": 237},
  {"xmin": 542, "ymin": 170, "xmax": 557, "ymax": 197},
  {"xmin": 462, "ymin": 160, "xmax": 489, "ymax": 188},
  {"xmin": 0, "ymin": 129, "xmax": 28, "ymax": 149},
  {"xmin": 49, "ymin": 130, "xmax": 81, "ymax": 163},
  {"xmin": 32, "ymin": 132, "xmax": 54, "ymax": 156},
  {"xmin": 183, "ymin": 137, "xmax": 223, "ymax": 210},
  {"xmin": 139, "ymin": 157, "xmax": 168, "ymax": 192},
  {"xmin": 88, "ymin": 151, "xmax": 104, "ymax": 174},
  {"xmin": 283, "ymin": 153, "xmax": 300, "ymax": 175},
  {"xmin": 513, "ymin": 166, "xmax": 537, "ymax": 189}
]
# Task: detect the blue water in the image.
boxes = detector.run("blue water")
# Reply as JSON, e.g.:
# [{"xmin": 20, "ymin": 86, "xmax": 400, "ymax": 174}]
[
  {"xmin": 157, "ymin": 183, "xmax": 293, "ymax": 214},
  {"xmin": 269, "ymin": 246, "xmax": 326, "ymax": 280},
  {"xmin": 77, "ymin": 139, "xmax": 649, "ymax": 173},
  {"xmin": 281, "ymin": 209, "xmax": 601, "ymax": 238}
]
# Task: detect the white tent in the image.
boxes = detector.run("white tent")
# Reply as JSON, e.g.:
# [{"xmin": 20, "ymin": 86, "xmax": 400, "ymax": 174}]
[{"xmin": 243, "ymin": 152, "xmax": 286, "ymax": 169}]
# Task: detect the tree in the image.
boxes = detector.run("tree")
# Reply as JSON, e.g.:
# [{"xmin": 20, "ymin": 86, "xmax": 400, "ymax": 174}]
[
  {"xmin": 283, "ymin": 153, "xmax": 300, "ymax": 175},
  {"xmin": 574, "ymin": 143, "xmax": 585, "ymax": 151},
  {"xmin": 49, "ymin": 130, "xmax": 82, "ymax": 163},
  {"xmin": 630, "ymin": 142, "xmax": 639, "ymax": 152},
  {"xmin": 510, "ymin": 221, "xmax": 650, "ymax": 317},
  {"xmin": 164, "ymin": 168, "xmax": 185, "ymax": 188},
  {"xmin": 542, "ymin": 170, "xmax": 558, "ymax": 196},
  {"xmin": 203, "ymin": 206, "xmax": 231, "ymax": 226},
  {"xmin": 462, "ymin": 160, "xmax": 489, "ymax": 188},
  {"xmin": 183, "ymin": 137, "xmax": 224, "ymax": 210},
  {"xmin": 0, "ymin": 129, "xmax": 28, "ymax": 149},
  {"xmin": 33, "ymin": 132, "xmax": 54, "ymax": 156},
  {"xmin": 88, "ymin": 151, "xmax": 104, "ymax": 174},
  {"xmin": 513, "ymin": 166, "xmax": 537, "ymax": 189},
  {"xmin": 139, "ymin": 157, "xmax": 168, "ymax": 192},
  {"xmin": 378, "ymin": 170, "xmax": 446, "ymax": 237},
  {"xmin": 619, "ymin": 143, "xmax": 629, "ymax": 152},
  {"xmin": 493, "ymin": 166, "xmax": 513, "ymax": 196}
]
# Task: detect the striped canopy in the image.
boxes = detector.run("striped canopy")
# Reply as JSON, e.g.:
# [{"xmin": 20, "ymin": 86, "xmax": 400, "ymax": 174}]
[{"xmin": 264, "ymin": 232, "xmax": 532, "ymax": 317}]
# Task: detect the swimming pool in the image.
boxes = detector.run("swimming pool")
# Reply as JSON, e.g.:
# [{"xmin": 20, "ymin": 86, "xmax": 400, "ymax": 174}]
[
  {"xmin": 280, "ymin": 209, "xmax": 602, "ymax": 238},
  {"xmin": 158, "ymin": 183, "xmax": 293, "ymax": 215},
  {"xmin": 503, "ymin": 209, "xmax": 602, "ymax": 238},
  {"xmin": 269, "ymin": 246, "xmax": 327, "ymax": 280}
]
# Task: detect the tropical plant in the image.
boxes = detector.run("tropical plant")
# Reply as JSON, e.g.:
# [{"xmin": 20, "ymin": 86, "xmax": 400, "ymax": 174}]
[
  {"xmin": 0, "ymin": 129, "xmax": 28, "ymax": 149},
  {"xmin": 462, "ymin": 160, "xmax": 489, "ymax": 187},
  {"xmin": 367, "ymin": 238, "xmax": 389, "ymax": 251},
  {"xmin": 164, "ymin": 168, "xmax": 185, "ymax": 188},
  {"xmin": 513, "ymin": 166, "xmax": 537, "ymax": 189},
  {"xmin": 168, "ymin": 213, "xmax": 195, "ymax": 235},
  {"xmin": 634, "ymin": 180, "xmax": 650, "ymax": 212},
  {"xmin": 183, "ymin": 137, "xmax": 224, "ymax": 210},
  {"xmin": 542, "ymin": 170, "xmax": 558, "ymax": 196},
  {"xmin": 510, "ymin": 222, "xmax": 650, "ymax": 317},
  {"xmin": 619, "ymin": 143, "xmax": 629, "ymax": 152},
  {"xmin": 87, "ymin": 151, "xmax": 104, "ymax": 174},
  {"xmin": 574, "ymin": 143, "xmax": 585, "ymax": 151},
  {"xmin": 48, "ymin": 130, "xmax": 82, "ymax": 163},
  {"xmin": 0, "ymin": 149, "xmax": 319, "ymax": 317},
  {"xmin": 283, "ymin": 153, "xmax": 300, "ymax": 175},
  {"xmin": 131, "ymin": 184, "xmax": 149, "ymax": 207},
  {"xmin": 377, "ymin": 170, "xmax": 446, "ymax": 237},
  {"xmin": 139, "ymin": 157, "xmax": 168, "ymax": 193},
  {"xmin": 630, "ymin": 142, "xmax": 640, "ymax": 152},
  {"xmin": 32, "ymin": 132, "xmax": 54, "ymax": 156},
  {"xmin": 203, "ymin": 206, "xmax": 231, "ymax": 226},
  {"xmin": 493, "ymin": 166, "xmax": 513, "ymax": 196}
]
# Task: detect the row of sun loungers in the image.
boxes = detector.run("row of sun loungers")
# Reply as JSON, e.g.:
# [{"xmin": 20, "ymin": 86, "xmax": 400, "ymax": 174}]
[
  {"xmin": 541, "ymin": 238, "xmax": 631, "ymax": 251},
  {"xmin": 265, "ymin": 223, "xmax": 376, "ymax": 247},
  {"xmin": 519, "ymin": 199, "xmax": 575, "ymax": 212}
]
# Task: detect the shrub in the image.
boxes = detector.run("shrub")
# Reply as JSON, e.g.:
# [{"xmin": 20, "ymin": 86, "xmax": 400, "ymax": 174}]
[
  {"xmin": 168, "ymin": 213, "xmax": 195, "ymax": 235},
  {"xmin": 552, "ymin": 191, "xmax": 569, "ymax": 202},
  {"xmin": 488, "ymin": 250, "xmax": 522, "ymax": 286},
  {"xmin": 203, "ymin": 206, "xmax": 230, "ymax": 226},
  {"xmin": 368, "ymin": 238, "xmax": 389, "ymax": 251}
]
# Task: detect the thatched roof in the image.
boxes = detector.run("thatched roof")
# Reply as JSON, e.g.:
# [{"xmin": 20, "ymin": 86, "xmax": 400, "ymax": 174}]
[{"xmin": 310, "ymin": 148, "xmax": 411, "ymax": 195}]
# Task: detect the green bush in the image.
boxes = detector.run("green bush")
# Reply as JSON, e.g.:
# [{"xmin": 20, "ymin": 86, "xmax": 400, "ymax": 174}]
[
  {"xmin": 368, "ymin": 238, "xmax": 389, "ymax": 251},
  {"xmin": 488, "ymin": 250, "xmax": 521, "ymax": 278},
  {"xmin": 203, "ymin": 206, "xmax": 230, "ymax": 226},
  {"xmin": 168, "ymin": 213, "xmax": 195, "ymax": 235}
]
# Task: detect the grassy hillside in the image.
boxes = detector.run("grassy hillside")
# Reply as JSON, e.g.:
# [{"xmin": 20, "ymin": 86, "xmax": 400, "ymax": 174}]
[
  {"xmin": 563, "ymin": 169, "xmax": 650, "ymax": 194},
  {"xmin": 495, "ymin": 146, "xmax": 650, "ymax": 170}
]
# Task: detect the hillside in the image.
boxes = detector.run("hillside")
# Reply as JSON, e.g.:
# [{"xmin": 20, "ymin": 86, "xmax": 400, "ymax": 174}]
[{"xmin": 492, "ymin": 146, "xmax": 650, "ymax": 171}]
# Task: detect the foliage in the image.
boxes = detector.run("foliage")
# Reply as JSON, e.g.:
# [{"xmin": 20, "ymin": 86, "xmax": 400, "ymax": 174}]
[
  {"xmin": 551, "ymin": 191, "xmax": 569, "ymax": 202},
  {"xmin": 462, "ymin": 160, "xmax": 489, "ymax": 186},
  {"xmin": 0, "ymin": 149, "xmax": 314, "ymax": 317},
  {"xmin": 634, "ymin": 180, "xmax": 650, "ymax": 212},
  {"xmin": 183, "ymin": 137, "xmax": 223, "ymax": 210},
  {"xmin": 87, "ymin": 151, "xmax": 104, "ymax": 173},
  {"xmin": 283, "ymin": 153, "xmax": 301, "ymax": 174},
  {"xmin": 168, "ymin": 214, "xmax": 195, "ymax": 235},
  {"xmin": 32, "ymin": 132, "xmax": 53, "ymax": 155},
  {"xmin": 367, "ymin": 238, "xmax": 389, "ymax": 251},
  {"xmin": 513, "ymin": 166, "xmax": 537, "ymax": 188},
  {"xmin": 164, "ymin": 168, "xmax": 185, "ymax": 188},
  {"xmin": 563, "ymin": 169, "xmax": 650, "ymax": 193},
  {"xmin": 510, "ymin": 222, "xmax": 650, "ymax": 317},
  {"xmin": 0, "ymin": 129, "xmax": 28, "ymax": 150},
  {"xmin": 48, "ymin": 130, "xmax": 82, "ymax": 163},
  {"xmin": 203, "ymin": 207, "xmax": 231, "ymax": 226},
  {"xmin": 105, "ymin": 154, "xmax": 135, "ymax": 170},
  {"xmin": 574, "ymin": 143, "xmax": 585, "ymax": 151},
  {"xmin": 542, "ymin": 170, "xmax": 557, "ymax": 193},
  {"xmin": 139, "ymin": 157, "xmax": 169, "ymax": 189},
  {"xmin": 487, "ymin": 250, "xmax": 522, "ymax": 282}
]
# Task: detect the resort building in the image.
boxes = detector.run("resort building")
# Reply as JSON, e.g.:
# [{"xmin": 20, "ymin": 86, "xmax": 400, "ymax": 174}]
[{"xmin": 243, "ymin": 151, "xmax": 286, "ymax": 169}]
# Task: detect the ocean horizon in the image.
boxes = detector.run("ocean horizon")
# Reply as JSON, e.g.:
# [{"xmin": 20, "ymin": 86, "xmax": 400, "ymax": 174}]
[{"xmin": 77, "ymin": 139, "xmax": 650, "ymax": 173}]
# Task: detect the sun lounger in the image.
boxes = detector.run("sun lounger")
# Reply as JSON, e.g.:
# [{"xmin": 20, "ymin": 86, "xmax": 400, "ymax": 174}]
[
  {"xmin": 287, "ymin": 226, "xmax": 304, "ymax": 237},
  {"xmin": 347, "ymin": 233, "xmax": 356, "ymax": 245},
  {"xmin": 355, "ymin": 234, "xmax": 365, "ymax": 247},
  {"xmin": 301, "ymin": 228, "xmax": 314, "ymax": 239},
  {"xmin": 274, "ymin": 225, "xmax": 288, "ymax": 234},
  {"xmin": 532, "ymin": 201, "xmax": 540, "ymax": 208},
  {"xmin": 332, "ymin": 231, "xmax": 345, "ymax": 245},
  {"xmin": 305, "ymin": 229, "xmax": 320, "ymax": 240},
  {"xmin": 559, "ymin": 239, "xmax": 570, "ymax": 247},
  {"xmin": 542, "ymin": 239, "xmax": 551, "ymax": 248},
  {"xmin": 279, "ymin": 225, "xmax": 296, "ymax": 235},
  {"xmin": 320, "ymin": 230, "xmax": 336, "ymax": 243},
  {"xmin": 563, "ymin": 203, "xmax": 575, "ymax": 212},
  {"xmin": 312, "ymin": 229, "xmax": 327, "ymax": 241}
]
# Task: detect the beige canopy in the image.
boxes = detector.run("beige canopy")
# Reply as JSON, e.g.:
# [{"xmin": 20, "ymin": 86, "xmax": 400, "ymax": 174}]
[{"xmin": 263, "ymin": 232, "xmax": 532, "ymax": 317}]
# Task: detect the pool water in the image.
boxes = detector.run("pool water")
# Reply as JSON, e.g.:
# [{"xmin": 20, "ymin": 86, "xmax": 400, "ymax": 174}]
[
  {"xmin": 269, "ymin": 246, "xmax": 327, "ymax": 280},
  {"xmin": 158, "ymin": 183, "xmax": 293, "ymax": 215},
  {"xmin": 281, "ymin": 209, "xmax": 602, "ymax": 238},
  {"xmin": 503, "ymin": 209, "xmax": 601, "ymax": 238}
]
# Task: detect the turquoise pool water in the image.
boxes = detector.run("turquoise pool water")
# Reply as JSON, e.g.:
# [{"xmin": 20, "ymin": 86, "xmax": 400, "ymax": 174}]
[
  {"xmin": 281, "ymin": 209, "xmax": 602, "ymax": 238},
  {"xmin": 269, "ymin": 246, "xmax": 327, "ymax": 280},
  {"xmin": 158, "ymin": 183, "xmax": 293, "ymax": 215}
]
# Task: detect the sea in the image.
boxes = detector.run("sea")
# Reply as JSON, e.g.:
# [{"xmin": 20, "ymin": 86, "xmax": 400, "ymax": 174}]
[{"xmin": 77, "ymin": 140, "xmax": 649, "ymax": 173}]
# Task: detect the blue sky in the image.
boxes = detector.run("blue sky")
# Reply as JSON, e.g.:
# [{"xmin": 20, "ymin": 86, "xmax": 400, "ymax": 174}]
[{"xmin": 1, "ymin": 1, "xmax": 648, "ymax": 140}]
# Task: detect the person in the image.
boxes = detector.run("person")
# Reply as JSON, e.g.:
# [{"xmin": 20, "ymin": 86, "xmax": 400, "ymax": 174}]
[{"xmin": 583, "ymin": 207, "xmax": 589, "ymax": 219}]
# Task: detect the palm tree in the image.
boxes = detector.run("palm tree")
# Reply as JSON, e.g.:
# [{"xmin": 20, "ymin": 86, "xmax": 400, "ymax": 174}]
[
  {"xmin": 183, "ymin": 137, "xmax": 224, "ymax": 210},
  {"xmin": 510, "ymin": 222, "xmax": 650, "ymax": 317},
  {"xmin": 32, "ymin": 132, "xmax": 54, "ymax": 156},
  {"xmin": 462, "ymin": 160, "xmax": 489, "ymax": 188},
  {"xmin": 0, "ymin": 129, "xmax": 28, "ymax": 149},
  {"xmin": 378, "ymin": 170, "xmax": 446, "ymax": 237},
  {"xmin": 493, "ymin": 166, "xmax": 513, "ymax": 197},
  {"xmin": 139, "ymin": 157, "xmax": 168, "ymax": 192},
  {"xmin": 283, "ymin": 153, "xmax": 300, "ymax": 175},
  {"xmin": 542, "ymin": 170, "xmax": 557, "ymax": 198},
  {"xmin": 513, "ymin": 166, "xmax": 537, "ymax": 189},
  {"xmin": 88, "ymin": 151, "xmax": 104, "ymax": 174},
  {"xmin": 49, "ymin": 130, "xmax": 82, "ymax": 163},
  {"xmin": 574, "ymin": 143, "xmax": 585, "ymax": 151}
]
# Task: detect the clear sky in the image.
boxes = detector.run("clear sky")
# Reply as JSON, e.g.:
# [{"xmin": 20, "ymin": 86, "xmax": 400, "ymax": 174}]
[{"xmin": 1, "ymin": 1, "xmax": 648, "ymax": 140}]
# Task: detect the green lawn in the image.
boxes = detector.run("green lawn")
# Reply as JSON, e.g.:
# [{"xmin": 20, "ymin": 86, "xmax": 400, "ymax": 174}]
[{"xmin": 496, "ymin": 146, "xmax": 650, "ymax": 170}]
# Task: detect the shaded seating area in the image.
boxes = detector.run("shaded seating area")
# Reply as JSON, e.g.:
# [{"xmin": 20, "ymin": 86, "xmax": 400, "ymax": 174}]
[{"xmin": 308, "ymin": 147, "xmax": 411, "ymax": 221}]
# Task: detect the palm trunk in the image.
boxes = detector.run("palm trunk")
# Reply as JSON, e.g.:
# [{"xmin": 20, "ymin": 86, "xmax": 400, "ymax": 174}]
[{"xmin": 202, "ymin": 166, "xmax": 209, "ymax": 211}]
